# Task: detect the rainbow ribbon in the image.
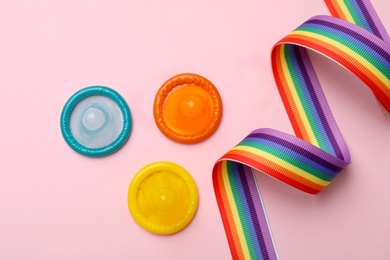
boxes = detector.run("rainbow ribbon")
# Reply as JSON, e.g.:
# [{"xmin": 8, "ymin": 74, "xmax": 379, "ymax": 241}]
[{"xmin": 212, "ymin": 0, "xmax": 390, "ymax": 259}]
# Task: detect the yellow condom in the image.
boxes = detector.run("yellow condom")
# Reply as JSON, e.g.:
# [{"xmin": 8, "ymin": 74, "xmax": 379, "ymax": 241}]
[{"xmin": 128, "ymin": 161, "xmax": 198, "ymax": 235}]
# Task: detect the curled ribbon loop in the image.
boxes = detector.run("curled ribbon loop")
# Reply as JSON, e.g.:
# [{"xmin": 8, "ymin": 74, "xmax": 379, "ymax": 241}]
[{"xmin": 212, "ymin": 0, "xmax": 390, "ymax": 259}]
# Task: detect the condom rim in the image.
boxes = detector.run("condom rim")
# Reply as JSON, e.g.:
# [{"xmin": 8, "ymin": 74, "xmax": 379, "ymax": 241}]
[{"xmin": 60, "ymin": 86, "xmax": 132, "ymax": 157}]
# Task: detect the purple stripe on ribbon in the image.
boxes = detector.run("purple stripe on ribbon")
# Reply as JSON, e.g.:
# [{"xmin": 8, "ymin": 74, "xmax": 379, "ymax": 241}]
[
  {"xmin": 307, "ymin": 18, "xmax": 390, "ymax": 61},
  {"xmin": 358, "ymin": 0, "xmax": 390, "ymax": 42},
  {"xmin": 237, "ymin": 163, "xmax": 269, "ymax": 259},
  {"xmin": 308, "ymin": 16, "xmax": 390, "ymax": 60},
  {"xmin": 246, "ymin": 132, "xmax": 341, "ymax": 175},
  {"xmin": 292, "ymin": 45, "xmax": 344, "ymax": 159},
  {"xmin": 248, "ymin": 129, "xmax": 350, "ymax": 168},
  {"xmin": 242, "ymin": 164, "xmax": 278, "ymax": 259},
  {"xmin": 354, "ymin": 0, "xmax": 381, "ymax": 38},
  {"xmin": 294, "ymin": 38, "xmax": 351, "ymax": 160}
]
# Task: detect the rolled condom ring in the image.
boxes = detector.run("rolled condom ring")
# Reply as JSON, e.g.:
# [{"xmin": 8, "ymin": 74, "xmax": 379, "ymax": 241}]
[
  {"xmin": 153, "ymin": 73, "xmax": 222, "ymax": 144},
  {"xmin": 128, "ymin": 161, "xmax": 199, "ymax": 235},
  {"xmin": 61, "ymin": 86, "xmax": 132, "ymax": 157},
  {"xmin": 212, "ymin": 0, "xmax": 390, "ymax": 259}
]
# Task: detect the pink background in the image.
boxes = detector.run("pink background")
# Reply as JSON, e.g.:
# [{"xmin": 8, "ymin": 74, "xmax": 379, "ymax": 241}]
[{"xmin": 1, "ymin": 0, "xmax": 389, "ymax": 259}]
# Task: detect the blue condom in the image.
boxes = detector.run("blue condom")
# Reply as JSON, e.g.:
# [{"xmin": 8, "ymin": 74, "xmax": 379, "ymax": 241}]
[{"xmin": 60, "ymin": 86, "xmax": 132, "ymax": 157}]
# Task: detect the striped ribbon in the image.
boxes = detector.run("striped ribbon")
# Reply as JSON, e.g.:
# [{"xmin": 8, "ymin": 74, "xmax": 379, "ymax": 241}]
[{"xmin": 212, "ymin": 0, "xmax": 390, "ymax": 259}]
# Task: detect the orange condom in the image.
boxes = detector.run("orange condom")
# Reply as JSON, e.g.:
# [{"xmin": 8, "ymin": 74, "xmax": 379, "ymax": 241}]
[{"xmin": 153, "ymin": 73, "xmax": 222, "ymax": 144}]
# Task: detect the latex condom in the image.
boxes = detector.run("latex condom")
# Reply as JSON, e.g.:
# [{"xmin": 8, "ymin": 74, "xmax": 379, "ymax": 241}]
[
  {"xmin": 128, "ymin": 161, "xmax": 198, "ymax": 235},
  {"xmin": 153, "ymin": 73, "xmax": 222, "ymax": 144},
  {"xmin": 60, "ymin": 86, "xmax": 132, "ymax": 157}
]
